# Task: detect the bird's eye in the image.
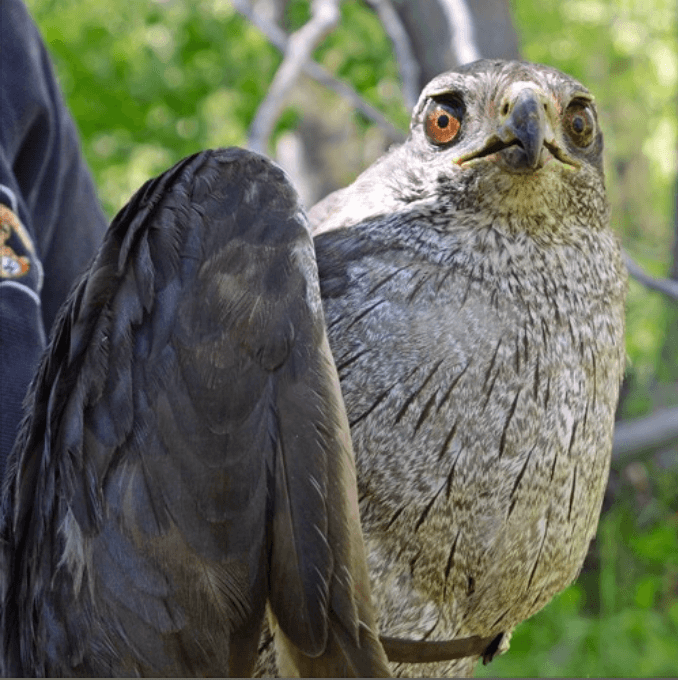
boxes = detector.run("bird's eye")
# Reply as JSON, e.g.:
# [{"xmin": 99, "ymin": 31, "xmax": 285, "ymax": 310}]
[
  {"xmin": 563, "ymin": 99, "xmax": 595, "ymax": 148},
  {"xmin": 424, "ymin": 98, "xmax": 464, "ymax": 146}
]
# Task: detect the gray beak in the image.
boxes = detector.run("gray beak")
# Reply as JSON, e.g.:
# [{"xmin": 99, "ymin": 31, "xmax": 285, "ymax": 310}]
[{"xmin": 497, "ymin": 88, "xmax": 546, "ymax": 170}]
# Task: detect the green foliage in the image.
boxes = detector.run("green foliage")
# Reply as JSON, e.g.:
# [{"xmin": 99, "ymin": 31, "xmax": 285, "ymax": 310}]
[
  {"xmin": 22, "ymin": 0, "xmax": 678, "ymax": 675},
  {"xmin": 27, "ymin": 0, "xmax": 284, "ymax": 216}
]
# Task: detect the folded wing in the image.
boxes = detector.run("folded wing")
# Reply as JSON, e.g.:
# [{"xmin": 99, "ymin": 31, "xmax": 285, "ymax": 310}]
[{"xmin": 0, "ymin": 148, "xmax": 387, "ymax": 677}]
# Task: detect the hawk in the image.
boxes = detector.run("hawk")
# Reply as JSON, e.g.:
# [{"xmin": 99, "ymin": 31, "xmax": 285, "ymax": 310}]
[
  {"xmin": 0, "ymin": 60, "xmax": 626, "ymax": 677},
  {"xmin": 307, "ymin": 58, "xmax": 627, "ymax": 676}
]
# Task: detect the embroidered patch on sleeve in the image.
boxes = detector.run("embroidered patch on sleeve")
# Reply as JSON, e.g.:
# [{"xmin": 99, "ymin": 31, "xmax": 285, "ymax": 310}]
[{"xmin": 1, "ymin": 204, "xmax": 34, "ymax": 279}]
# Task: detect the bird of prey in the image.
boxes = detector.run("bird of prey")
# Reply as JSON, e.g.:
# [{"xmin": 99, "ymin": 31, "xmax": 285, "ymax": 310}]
[
  {"xmin": 1, "ymin": 59, "xmax": 626, "ymax": 678},
  {"xmin": 305, "ymin": 59, "xmax": 627, "ymax": 677}
]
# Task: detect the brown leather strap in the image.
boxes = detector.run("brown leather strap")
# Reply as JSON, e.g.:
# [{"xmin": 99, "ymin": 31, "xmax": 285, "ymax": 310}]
[{"xmin": 380, "ymin": 632, "xmax": 502, "ymax": 665}]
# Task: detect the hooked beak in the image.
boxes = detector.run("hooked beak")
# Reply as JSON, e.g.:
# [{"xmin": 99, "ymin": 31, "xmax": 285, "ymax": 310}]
[{"xmin": 458, "ymin": 87, "xmax": 578, "ymax": 172}]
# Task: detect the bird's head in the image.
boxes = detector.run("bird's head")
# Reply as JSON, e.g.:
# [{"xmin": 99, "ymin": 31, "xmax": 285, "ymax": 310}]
[
  {"xmin": 310, "ymin": 60, "xmax": 608, "ymax": 238},
  {"xmin": 395, "ymin": 59, "xmax": 609, "ymax": 234}
]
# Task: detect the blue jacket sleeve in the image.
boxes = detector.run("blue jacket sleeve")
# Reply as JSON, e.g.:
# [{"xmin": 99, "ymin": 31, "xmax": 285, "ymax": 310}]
[{"xmin": 0, "ymin": 0, "xmax": 107, "ymax": 479}]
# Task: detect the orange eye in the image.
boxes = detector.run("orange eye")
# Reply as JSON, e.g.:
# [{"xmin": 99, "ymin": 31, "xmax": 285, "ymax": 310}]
[
  {"xmin": 424, "ymin": 99, "xmax": 463, "ymax": 146},
  {"xmin": 563, "ymin": 99, "xmax": 595, "ymax": 148}
]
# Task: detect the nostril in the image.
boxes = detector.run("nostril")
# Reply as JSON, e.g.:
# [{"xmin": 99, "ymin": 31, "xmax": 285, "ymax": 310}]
[{"xmin": 502, "ymin": 102, "xmax": 510, "ymax": 116}]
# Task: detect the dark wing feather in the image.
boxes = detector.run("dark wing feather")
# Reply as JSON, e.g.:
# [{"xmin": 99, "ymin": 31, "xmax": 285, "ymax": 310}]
[{"xmin": 0, "ymin": 148, "xmax": 388, "ymax": 677}]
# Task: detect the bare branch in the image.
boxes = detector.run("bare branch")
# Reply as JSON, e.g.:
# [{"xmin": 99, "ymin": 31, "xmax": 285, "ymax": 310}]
[
  {"xmin": 244, "ymin": 0, "xmax": 341, "ymax": 154},
  {"xmin": 233, "ymin": 0, "xmax": 406, "ymax": 144},
  {"xmin": 367, "ymin": 0, "xmax": 420, "ymax": 110},
  {"xmin": 612, "ymin": 406, "xmax": 678, "ymax": 466},
  {"xmin": 624, "ymin": 250, "xmax": 678, "ymax": 300}
]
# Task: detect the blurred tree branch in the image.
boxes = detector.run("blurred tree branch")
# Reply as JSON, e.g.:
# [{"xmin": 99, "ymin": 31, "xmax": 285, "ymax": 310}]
[
  {"xmin": 233, "ymin": 0, "xmax": 406, "ymax": 150},
  {"xmin": 244, "ymin": 0, "xmax": 341, "ymax": 154},
  {"xmin": 624, "ymin": 251, "xmax": 678, "ymax": 301},
  {"xmin": 366, "ymin": 0, "xmax": 419, "ymax": 110},
  {"xmin": 612, "ymin": 406, "xmax": 678, "ymax": 465}
]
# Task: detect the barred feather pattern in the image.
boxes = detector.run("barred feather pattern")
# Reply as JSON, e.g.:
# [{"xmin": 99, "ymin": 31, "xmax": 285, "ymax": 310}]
[{"xmin": 306, "ymin": 60, "xmax": 627, "ymax": 677}]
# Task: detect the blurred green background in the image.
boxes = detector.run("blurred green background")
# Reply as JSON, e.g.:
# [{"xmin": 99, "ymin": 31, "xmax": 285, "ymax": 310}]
[{"xmin": 24, "ymin": 0, "xmax": 678, "ymax": 675}]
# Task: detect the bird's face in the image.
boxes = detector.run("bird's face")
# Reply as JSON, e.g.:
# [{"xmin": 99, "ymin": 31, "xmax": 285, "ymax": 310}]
[
  {"xmin": 402, "ymin": 60, "xmax": 607, "ymax": 231},
  {"xmin": 412, "ymin": 60, "xmax": 603, "ymax": 172},
  {"xmin": 310, "ymin": 60, "xmax": 608, "ymax": 238}
]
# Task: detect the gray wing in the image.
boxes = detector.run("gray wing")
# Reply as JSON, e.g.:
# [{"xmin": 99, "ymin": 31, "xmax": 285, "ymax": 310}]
[{"xmin": 0, "ymin": 148, "xmax": 388, "ymax": 677}]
